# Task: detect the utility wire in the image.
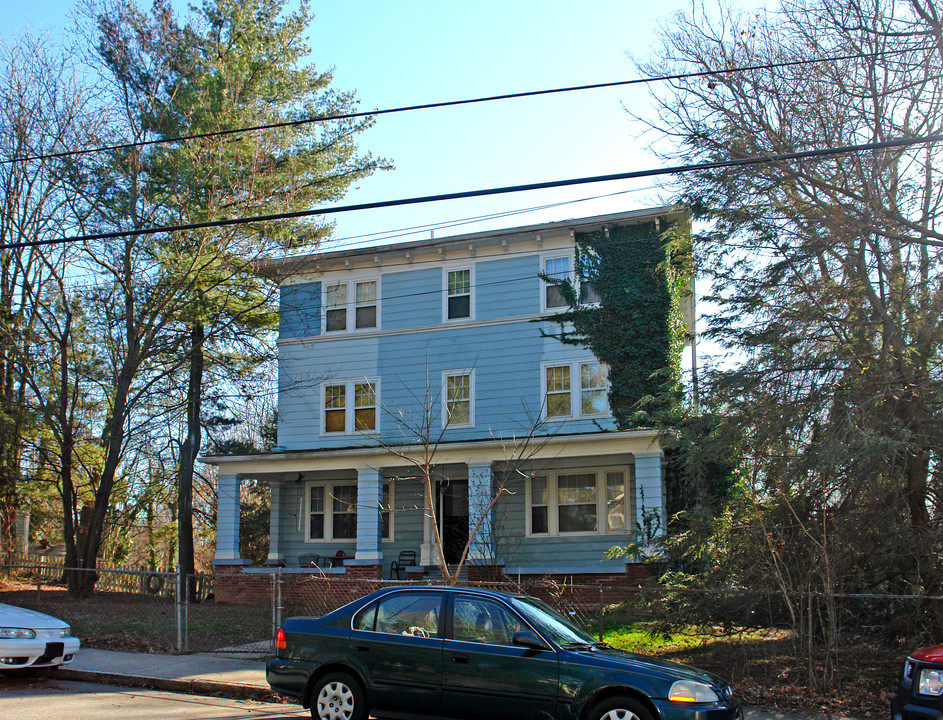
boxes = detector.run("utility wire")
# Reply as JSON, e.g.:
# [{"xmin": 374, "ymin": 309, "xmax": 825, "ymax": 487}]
[
  {"xmin": 3, "ymin": 44, "xmax": 933, "ymax": 166},
  {"xmin": 6, "ymin": 132, "xmax": 941, "ymax": 251}
]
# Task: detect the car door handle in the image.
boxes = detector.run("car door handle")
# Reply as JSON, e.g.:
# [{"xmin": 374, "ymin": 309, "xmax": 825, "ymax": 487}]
[
  {"xmin": 355, "ymin": 644, "xmax": 371, "ymax": 652},
  {"xmin": 451, "ymin": 654, "xmax": 469, "ymax": 663}
]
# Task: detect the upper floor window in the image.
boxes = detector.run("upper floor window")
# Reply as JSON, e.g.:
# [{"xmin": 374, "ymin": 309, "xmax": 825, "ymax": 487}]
[
  {"xmin": 526, "ymin": 469, "xmax": 627, "ymax": 536},
  {"xmin": 324, "ymin": 279, "xmax": 378, "ymax": 332},
  {"xmin": 542, "ymin": 361, "xmax": 609, "ymax": 420},
  {"xmin": 322, "ymin": 379, "xmax": 378, "ymax": 434},
  {"xmin": 443, "ymin": 266, "xmax": 474, "ymax": 322},
  {"xmin": 543, "ymin": 255, "xmax": 571, "ymax": 310},
  {"xmin": 442, "ymin": 369, "xmax": 474, "ymax": 428}
]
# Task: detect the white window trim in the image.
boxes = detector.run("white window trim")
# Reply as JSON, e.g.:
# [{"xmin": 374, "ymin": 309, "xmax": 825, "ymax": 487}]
[
  {"xmin": 381, "ymin": 482, "xmax": 395, "ymax": 542},
  {"xmin": 322, "ymin": 275, "xmax": 381, "ymax": 334},
  {"xmin": 320, "ymin": 378, "xmax": 380, "ymax": 436},
  {"xmin": 539, "ymin": 360, "xmax": 610, "ymax": 421},
  {"xmin": 304, "ymin": 480, "xmax": 357, "ymax": 542},
  {"xmin": 525, "ymin": 468, "xmax": 629, "ymax": 538},
  {"xmin": 540, "ymin": 251, "xmax": 574, "ymax": 313},
  {"xmin": 442, "ymin": 263, "xmax": 476, "ymax": 323},
  {"xmin": 441, "ymin": 368, "xmax": 475, "ymax": 429},
  {"xmin": 305, "ymin": 480, "xmax": 394, "ymax": 542}
]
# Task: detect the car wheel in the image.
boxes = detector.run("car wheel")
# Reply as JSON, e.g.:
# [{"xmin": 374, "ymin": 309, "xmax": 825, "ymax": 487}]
[
  {"xmin": 311, "ymin": 672, "xmax": 366, "ymax": 720},
  {"xmin": 588, "ymin": 696, "xmax": 654, "ymax": 720}
]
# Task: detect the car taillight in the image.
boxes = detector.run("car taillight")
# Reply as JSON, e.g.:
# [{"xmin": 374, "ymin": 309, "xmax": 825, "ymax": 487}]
[{"xmin": 275, "ymin": 627, "xmax": 287, "ymax": 650}]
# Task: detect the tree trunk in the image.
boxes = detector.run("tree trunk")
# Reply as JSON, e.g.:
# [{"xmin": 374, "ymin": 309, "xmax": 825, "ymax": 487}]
[{"xmin": 178, "ymin": 322, "xmax": 204, "ymax": 601}]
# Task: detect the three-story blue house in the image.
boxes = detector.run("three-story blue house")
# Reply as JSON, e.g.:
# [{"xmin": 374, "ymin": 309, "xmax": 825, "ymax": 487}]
[{"xmin": 205, "ymin": 207, "xmax": 692, "ymax": 586}]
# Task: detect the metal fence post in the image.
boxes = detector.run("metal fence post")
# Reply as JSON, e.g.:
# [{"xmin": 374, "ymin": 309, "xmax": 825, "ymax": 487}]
[
  {"xmin": 599, "ymin": 586, "xmax": 605, "ymax": 642},
  {"xmin": 176, "ymin": 564, "xmax": 183, "ymax": 653}
]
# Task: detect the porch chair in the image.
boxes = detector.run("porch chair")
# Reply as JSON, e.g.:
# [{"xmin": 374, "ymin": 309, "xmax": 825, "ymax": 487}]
[
  {"xmin": 389, "ymin": 550, "xmax": 417, "ymax": 580},
  {"xmin": 298, "ymin": 554, "xmax": 322, "ymax": 568}
]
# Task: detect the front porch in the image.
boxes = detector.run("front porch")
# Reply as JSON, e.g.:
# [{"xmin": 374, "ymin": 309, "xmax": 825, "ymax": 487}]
[{"xmin": 205, "ymin": 430, "xmax": 667, "ymax": 583}]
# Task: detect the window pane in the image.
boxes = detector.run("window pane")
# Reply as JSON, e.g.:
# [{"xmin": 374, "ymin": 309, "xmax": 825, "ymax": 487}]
[
  {"xmin": 545, "ymin": 257, "xmax": 569, "ymax": 309},
  {"xmin": 354, "ymin": 382, "xmax": 377, "ymax": 430},
  {"xmin": 531, "ymin": 506, "xmax": 548, "ymax": 534},
  {"xmin": 446, "ymin": 374, "xmax": 471, "ymax": 424},
  {"xmin": 531, "ymin": 477, "xmax": 548, "ymax": 505},
  {"xmin": 326, "ymin": 308, "xmax": 347, "ymax": 331},
  {"xmin": 580, "ymin": 281, "xmax": 601, "ymax": 304},
  {"xmin": 356, "ymin": 281, "xmax": 376, "ymax": 304},
  {"xmin": 325, "ymin": 385, "xmax": 346, "ymax": 409},
  {"xmin": 581, "ymin": 363, "xmax": 608, "ymax": 415},
  {"xmin": 452, "ymin": 598, "xmax": 522, "ymax": 646},
  {"xmin": 309, "ymin": 486, "xmax": 325, "ymax": 539},
  {"xmin": 355, "ymin": 305, "xmax": 377, "ymax": 329},
  {"xmin": 326, "ymin": 283, "xmax": 347, "ymax": 308},
  {"xmin": 558, "ymin": 474, "xmax": 597, "ymax": 532},
  {"xmin": 355, "ymin": 408, "xmax": 376, "ymax": 430},
  {"xmin": 381, "ymin": 484, "xmax": 391, "ymax": 539},
  {"xmin": 558, "ymin": 504, "xmax": 597, "ymax": 532},
  {"xmin": 325, "ymin": 409, "xmax": 346, "ymax": 432},
  {"xmin": 309, "ymin": 486, "xmax": 324, "ymax": 513},
  {"xmin": 448, "ymin": 269, "xmax": 470, "ymax": 295},
  {"xmin": 375, "ymin": 593, "xmax": 441, "ymax": 636},
  {"xmin": 607, "ymin": 472, "xmax": 626, "ymax": 531},
  {"xmin": 546, "ymin": 365, "xmax": 571, "ymax": 417},
  {"xmin": 558, "ymin": 474, "xmax": 596, "ymax": 504},
  {"xmin": 545, "ymin": 257, "xmax": 569, "ymax": 280},
  {"xmin": 447, "ymin": 294, "xmax": 470, "ymax": 319},
  {"xmin": 333, "ymin": 485, "xmax": 357, "ymax": 539}
]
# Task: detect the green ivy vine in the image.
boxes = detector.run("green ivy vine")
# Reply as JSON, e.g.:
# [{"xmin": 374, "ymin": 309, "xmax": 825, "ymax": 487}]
[{"xmin": 541, "ymin": 216, "xmax": 692, "ymax": 429}]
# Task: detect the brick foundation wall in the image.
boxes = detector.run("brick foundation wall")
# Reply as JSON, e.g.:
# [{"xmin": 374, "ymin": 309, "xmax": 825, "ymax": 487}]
[{"xmin": 213, "ymin": 562, "xmax": 651, "ymax": 607}]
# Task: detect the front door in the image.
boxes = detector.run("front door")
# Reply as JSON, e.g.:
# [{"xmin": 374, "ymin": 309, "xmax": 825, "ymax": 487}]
[{"xmin": 436, "ymin": 478, "xmax": 468, "ymax": 564}]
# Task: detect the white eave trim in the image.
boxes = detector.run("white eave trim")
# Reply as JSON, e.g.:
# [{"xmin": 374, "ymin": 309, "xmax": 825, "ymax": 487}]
[{"xmin": 199, "ymin": 429, "xmax": 665, "ymax": 475}]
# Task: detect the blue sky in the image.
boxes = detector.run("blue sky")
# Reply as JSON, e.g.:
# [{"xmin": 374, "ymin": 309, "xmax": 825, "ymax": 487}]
[{"xmin": 2, "ymin": 0, "xmax": 706, "ymax": 251}]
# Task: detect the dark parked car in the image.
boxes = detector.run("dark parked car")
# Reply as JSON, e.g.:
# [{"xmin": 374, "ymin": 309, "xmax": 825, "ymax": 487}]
[
  {"xmin": 267, "ymin": 585, "xmax": 741, "ymax": 720},
  {"xmin": 893, "ymin": 644, "xmax": 943, "ymax": 720}
]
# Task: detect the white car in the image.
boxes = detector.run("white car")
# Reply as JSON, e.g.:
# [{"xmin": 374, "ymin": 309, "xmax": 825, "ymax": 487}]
[{"xmin": 0, "ymin": 603, "xmax": 80, "ymax": 672}]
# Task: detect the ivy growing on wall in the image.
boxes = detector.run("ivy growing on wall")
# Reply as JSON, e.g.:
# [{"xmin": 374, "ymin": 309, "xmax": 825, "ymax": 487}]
[{"xmin": 541, "ymin": 216, "xmax": 692, "ymax": 429}]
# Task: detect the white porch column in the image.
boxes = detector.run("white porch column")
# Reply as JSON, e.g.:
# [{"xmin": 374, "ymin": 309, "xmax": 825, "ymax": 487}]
[
  {"xmin": 355, "ymin": 468, "xmax": 383, "ymax": 562},
  {"xmin": 214, "ymin": 473, "xmax": 246, "ymax": 564},
  {"xmin": 467, "ymin": 463, "xmax": 493, "ymax": 562},
  {"xmin": 420, "ymin": 480, "xmax": 436, "ymax": 566},
  {"xmin": 634, "ymin": 452, "xmax": 666, "ymax": 543},
  {"xmin": 266, "ymin": 481, "xmax": 284, "ymax": 565}
]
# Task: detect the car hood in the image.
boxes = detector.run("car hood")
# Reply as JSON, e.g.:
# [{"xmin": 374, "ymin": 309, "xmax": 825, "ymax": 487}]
[
  {"xmin": 0, "ymin": 603, "xmax": 69, "ymax": 629},
  {"xmin": 563, "ymin": 644, "xmax": 728, "ymax": 687},
  {"xmin": 913, "ymin": 644, "xmax": 943, "ymax": 663}
]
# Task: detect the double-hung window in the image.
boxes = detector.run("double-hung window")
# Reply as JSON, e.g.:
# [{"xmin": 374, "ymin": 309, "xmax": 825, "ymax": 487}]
[
  {"xmin": 542, "ymin": 360, "xmax": 609, "ymax": 419},
  {"xmin": 322, "ymin": 379, "xmax": 378, "ymax": 434},
  {"xmin": 543, "ymin": 255, "xmax": 571, "ymax": 310},
  {"xmin": 442, "ymin": 369, "xmax": 474, "ymax": 428},
  {"xmin": 307, "ymin": 482, "xmax": 356, "ymax": 540},
  {"xmin": 445, "ymin": 268, "xmax": 472, "ymax": 320},
  {"xmin": 527, "ymin": 469, "xmax": 629, "ymax": 536},
  {"xmin": 307, "ymin": 480, "xmax": 394, "ymax": 541},
  {"xmin": 324, "ymin": 279, "xmax": 378, "ymax": 332}
]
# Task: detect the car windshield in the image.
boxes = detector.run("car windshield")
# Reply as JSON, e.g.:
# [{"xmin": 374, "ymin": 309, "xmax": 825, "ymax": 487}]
[{"xmin": 511, "ymin": 596, "xmax": 596, "ymax": 647}]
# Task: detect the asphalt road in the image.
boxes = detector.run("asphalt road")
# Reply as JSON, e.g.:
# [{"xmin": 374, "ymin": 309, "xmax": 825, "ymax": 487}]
[{"xmin": 0, "ymin": 676, "xmax": 308, "ymax": 720}]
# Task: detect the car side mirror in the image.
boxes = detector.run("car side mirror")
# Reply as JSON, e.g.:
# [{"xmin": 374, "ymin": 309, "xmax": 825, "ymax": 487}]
[{"xmin": 512, "ymin": 629, "xmax": 552, "ymax": 652}]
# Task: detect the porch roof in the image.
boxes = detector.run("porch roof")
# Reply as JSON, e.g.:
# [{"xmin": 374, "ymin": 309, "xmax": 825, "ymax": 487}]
[{"xmin": 199, "ymin": 429, "xmax": 665, "ymax": 476}]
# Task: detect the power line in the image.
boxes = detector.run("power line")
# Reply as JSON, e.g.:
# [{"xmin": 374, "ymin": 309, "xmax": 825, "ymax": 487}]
[
  {"xmin": 3, "ymin": 44, "xmax": 933, "ymax": 167},
  {"xmin": 5, "ymin": 132, "xmax": 941, "ymax": 251}
]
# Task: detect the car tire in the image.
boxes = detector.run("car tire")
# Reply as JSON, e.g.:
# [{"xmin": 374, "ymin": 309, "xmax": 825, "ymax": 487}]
[
  {"xmin": 310, "ymin": 672, "xmax": 367, "ymax": 720},
  {"xmin": 587, "ymin": 695, "xmax": 654, "ymax": 720}
]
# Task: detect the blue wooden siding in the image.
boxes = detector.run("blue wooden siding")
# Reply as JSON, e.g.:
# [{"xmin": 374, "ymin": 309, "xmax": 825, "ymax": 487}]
[
  {"xmin": 476, "ymin": 254, "xmax": 541, "ymax": 319},
  {"xmin": 382, "ymin": 267, "xmax": 442, "ymax": 329},
  {"xmin": 279, "ymin": 282, "xmax": 321, "ymax": 339},
  {"xmin": 277, "ymin": 318, "xmax": 613, "ymax": 451}
]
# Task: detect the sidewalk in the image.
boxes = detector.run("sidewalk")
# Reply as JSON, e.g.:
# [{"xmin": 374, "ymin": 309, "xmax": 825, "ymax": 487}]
[
  {"xmin": 54, "ymin": 648, "xmax": 275, "ymax": 701},
  {"xmin": 51, "ymin": 648, "xmax": 861, "ymax": 720}
]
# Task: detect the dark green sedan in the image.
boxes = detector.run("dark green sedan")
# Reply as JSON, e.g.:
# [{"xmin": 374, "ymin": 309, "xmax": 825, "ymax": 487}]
[{"xmin": 267, "ymin": 585, "xmax": 741, "ymax": 720}]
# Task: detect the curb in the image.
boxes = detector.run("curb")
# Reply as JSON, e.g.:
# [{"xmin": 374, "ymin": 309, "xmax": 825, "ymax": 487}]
[{"xmin": 51, "ymin": 667, "xmax": 282, "ymax": 703}]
